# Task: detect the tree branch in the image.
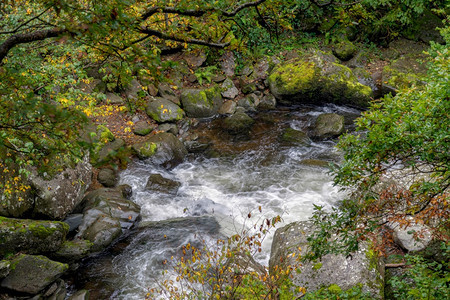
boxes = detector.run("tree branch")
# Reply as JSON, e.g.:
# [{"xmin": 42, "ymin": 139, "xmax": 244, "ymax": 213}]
[{"xmin": 0, "ymin": 27, "xmax": 66, "ymax": 62}]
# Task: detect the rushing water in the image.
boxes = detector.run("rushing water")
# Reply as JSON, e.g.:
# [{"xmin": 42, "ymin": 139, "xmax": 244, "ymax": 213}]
[{"xmin": 69, "ymin": 104, "xmax": 360, "ymax": 299}]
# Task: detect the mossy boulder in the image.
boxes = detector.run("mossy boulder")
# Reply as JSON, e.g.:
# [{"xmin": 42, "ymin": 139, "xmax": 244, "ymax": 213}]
[
  {"xmin": 281, "ymin": 128, "xmax": 310, "ymax": 145},
  {"xmin": 268, "ymin": 54, "xmax": 372, "ymax": 107},
  {"xmin": 333, "ymin": 40, "xmax": 357, "ymax": 61},
  {"xmin": 51, "ymin": 239, "xmax": 93, "ymax": 262},
  {"xmin": 180, "ymin": 86, "xmax": 223, "ymax": 118},
  {"xmin": 269, "ymin": 221, "xmax": 384, "ymax": 299},
  {"xmin": 0, "ymin": 254, "xmax": 68, "ymax": 294},
  {"xmin": 312, "ymin": 113, "xmax": 345, "ymax": 139},
  {"xmin": 132, "ymin": 132, "xmax": 187, "ymax": 168},
  {"xmin": 222, "ymin": 109, "xmax": 255, "ymax": 135},
  {"xmin": 133, "ymin": 120, "xmax": 156, "ymax": 136},
  {"xmin": 382, "ymin": 56, "xmax": 428, "ymax": 90},
  {"xmin": 146, "ymin": 97, "xmax": 184, "ymax": 123},
  {"xmin": 0, "ymin": 217, "xmax": 69, "ymax": 255}
]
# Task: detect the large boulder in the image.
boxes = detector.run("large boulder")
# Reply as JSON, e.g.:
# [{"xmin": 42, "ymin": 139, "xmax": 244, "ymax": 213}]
[
  {"xmin": 388, "ymin": 221, "xmax": 433, "ymax": 252},
  {"xmin": 132, "ymin": 132, "xmax": 187, "ymax": 168},
  {"xmin": 29, "ymin": 155, "xmax": 92, "ymax": 220},
  {"xmin": 268, "ymin": 53, "xmax": 372, "ymax": 107},
  {"xmin": 180, "ymin": 86, "xmax": 223, "ymax": 118},
  {"xmin": 270, "ymin": 221, "xmax": 384, "ymax": 298},
  {"xmin": 146, "ymin": 97, "xmax": 184, "ymax": 123},
  {"xmin": 0, "ymin": 254, "xmax": 68, "ymax": 294},
  {"xmin": 312, "ymin": 113, "xmax": 345, "ymax": 139},
  {"xmin": 75, "ymin": 187, "xmax": 140, "ymax": 252},
  {"xmin": 0, "ymin": 217, "xmax": 69, "ymax": 255}
]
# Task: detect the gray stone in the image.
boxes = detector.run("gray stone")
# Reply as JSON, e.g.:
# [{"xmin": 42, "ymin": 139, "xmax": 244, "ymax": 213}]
[
  {"xmin": 133, "ymin": 120, "xmax": 155, "ymax": 136},
  {"xmin": 68, "ymin": 290, "xmax": 90, "ymax": 300},
  {"xmin": 218, "ymin": 100, "xmax": 237, "ymax": 115},
  {"xmin": 146, "ymin": 97, "xmax": 184, "ymax": 123},
  {"xmin": 269, "ymin": 221, "xmax": 384, "ymax": 298},
  {"xmin": 1, "ymin": 254, "xmax": 68, "ymax": 294},
  {"xmin": 97, "ymin": 168, "xmax": 118, "ymax": 187},
  {"xmin": 147, "ymin": 83, "xmax": 158, "ymax": 96},
  {"xmin": 0, "ymin": 260, "xmax": 10, "ymax": 279},
  {"xmin": 222, "ymin": 110, "xmax": 255, "ymax": 135},
  {"xmin": 0, "ymin": 217, "xmax": 69, "ymax": 255},
  {"xmin": 158, "ymin": 123, "xmax": 178, "ymax": 135},
  {"xmin": 96, "ymin": 138, "xmax": 126, "ymax": 164},
  {"xmin": 158, "ymin": 83, "xmax": 180, "ymax": 105},
  {"xmin": 132, "ymin": 132, "xmax": 187, "ymax": 168},
  {"xmin": 281, "ymin": 128, "xmax": 310, "ymax": 145},
  {"xmin": 183, "ymin": 51, "xmax": 207, "ymax": 68},
  {"xmin": 125, "ymin": 79, "xmax": 145, "ymax": 100},
  {"xmin": 221, "ymin": 78, "xmax": 239, "ymax": 99},
  {"xmin": 145, "ymin": 174, "xmax": 181, "ymax": 195},
  {"xmin": 45, "ymin": 279, "xmax": 66, "ymax": 300},
  {"xmin": 62, "ymin": 214, "xmax": 84, "ymax": 232},
  {"xmin": 180, "ymin": 86, "xmax": 223, "ymax": 118},
  {"xmin": 389, "ymin": 221, "xmax": 433, "ymax": 252},
  {"xmin": 258, "ymin": 94, "xmax": 277, "ymax": 110},
  {"xmin": 52, "ymin": 239, "xmax": 93, "ymax": 262},
  {"xmin": 237, "ymin": 96, "xmax": 257, "ymax": 112},
  {"xmin": 29, "ymin": 155, "xmax": 92, "ymax": 220},
  {"xmin": 220, "ymin": 51, "xmax": 236, "ymax": 77},
  {"xmin": 105, "ymin": 93, "xmax": 124, "ymax": 104},
  {"xmin": 184, "ymin": 140, "xmax": 210, "ymax": 153},
  {"xmin": 312, "ymin": 113, "xmax": 345, "ymax": 139}
]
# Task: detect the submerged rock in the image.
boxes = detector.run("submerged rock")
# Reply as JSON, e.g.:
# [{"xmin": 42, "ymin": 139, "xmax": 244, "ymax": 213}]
[
  {"xmin": 312, "ymin": 113, "xmax": 345, "ymax": 139},
  {"xmin": 180, "ymin": 86, "xmax": 223, "ymax": 118},
  {"xmin": 269, "ymin": 221, "xmax": 384, "ymax": 298},
  {"xmin": 132, "ymin": 132, "xmax": 187, "ymax": 168},
  {"xmin": 222, "ymin": 109, "xmax": 255, "ymax": 135},
  {"xmin": 145, "ymin": 174, "xmax": 181, "ymax": 195},
  {"xmin": 0, "ymin": 254, "xmax": 68, "ymax": 294},
  {"xmin": 0, "ymin": 217, "xmax": 69, "ymax": 255},
  {"xmin": 281, "ymin": 128, "xmax": 310, "ymax": 145},
  {"xmin": 268, "ymin": 53, "xmax": 372, "ymax": 107}
]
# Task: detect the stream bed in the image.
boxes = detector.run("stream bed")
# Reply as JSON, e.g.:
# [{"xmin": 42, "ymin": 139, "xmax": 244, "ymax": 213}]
[{"xmin": 67, "ymin": 104, "xmax": 360, "ymax": 299}]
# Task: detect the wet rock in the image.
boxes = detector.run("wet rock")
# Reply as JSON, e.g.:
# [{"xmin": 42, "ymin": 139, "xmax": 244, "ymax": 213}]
[
  {"xmin": 258, "ymin": 94, "xmax": 277, "ymax": 110},
  {"xmin": 180, "ymin": 86, "xmax": 223, "ymax": 118},
  {"xmin": 269, "ymin": 221, "xmax": 384, "ymax": 298},
  {"xmin": 118, "ymin": 184, "xmax": 133, "ymax": 199},
  {"xmin": 184, "ymin": 140, "xmax": 211, "ymax": 153},
  {"xmin": 333, "ymin": 40, "xmax": 357, "ymax": 61},
  {"xmin": 76, "ymin": 188, "xmax": 140, "ymax": 252},
  {"xmin": 268, "ymin": 52, "xmax": 372, "ymax": 107},
  {"xmin": 158, "ymin": 123, "xmax": 179, "ymax": 135},
  {"xmin": 68, "ymin": 290, "xmax": 90, "ymax": 300},
  {"xmin": 28, "ymin": 155, "xmax": 92, "ymax": 220},
  {"xmin": 221, "ymin": 78, "xmax": 239, "ymax": 99},
  {"xmin": 133, "ymin": 120, "xmax": 155, "ymax": 136},
  {"xmin": 312, "ymin": 113, "xmax": 345, "ymax": 139},
  {"xmin": 0, "ymin": 254, "xmax": 68, "ymax": 294},
  {"xmin": 44, "ymin": 278, "xmax": 66, "ymax": 300},
  {"xmin": 97, "ymin": 168, "xmax": 118, "ymax": 188},
  {"xmin": 281, "ymin": 128, "xmax": 310, "ymax": 145},
  {"xmin": 0, "ymin": 260, "xmax": 10, "ymax": 279},
  {"xmin": 237, "ymin": 96, "xmax": 257, "ymax": 112},
  {"xmin": 105, "ymin": 93, "xmax": 124, "ymax": 104},
  {"xmin": 132, "ymin": 132, "xmax": 187, "ymax": 168},
  {"xmin": 222, "ymin": 109, "xmax": 255, "ymax": 135},
  {"xmin": 220, "ymin": 51, "xmax": 236, "ymax": 77},
  {"xmin": 52, "ymin": 239, "xmax": 93, "ymax": 262},
  {"xmin": 0, "ymin": 217, "xmax": 69, "ymax": 256},
  {"xmin": 146, "ymin": 97, "xmax": 184, "ymax": 123},
  {"xmin": 218, "ymin": 100, "xmax": 237, "ymax": 115},
  {"xmin": 145, "ymin": 174, "xmax": 181, "ymax": 195}
]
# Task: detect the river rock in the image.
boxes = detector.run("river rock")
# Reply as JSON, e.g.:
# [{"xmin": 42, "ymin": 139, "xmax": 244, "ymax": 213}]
[
  {"xmin": 220, "ymin": 51, "xmax": 236, "ymax": 77},
  {"xmin": 146, "ymin": 97, "xmax": 184, "ymax": 123},
  {"xmin": 52, "ymin": 239, "xmax": 93, "ymax": 262},
  {"xmin": 76, "ymin": 187, "xmax": 140, "ymax": 252},
  {"xmin": 237, "ymin": 94, "xmax": 259, "ymax": 112},
  {"xmin": 281, "ymin": 128, "xmax": 310, "ymax": 145},
  {"xmin": 268, "ymin": 53, "xmax": 372, "ymax": 107},
  {"xmin": 145, "ymin": 174, "xmax": 181, "ymax": 195},
  {"xmin": 158, "ymin": 123, "xmax": 178, "ymax": 135},
  {"xmin": 132, "ymin": 132, "xmax": 187, "ymax": 168},
  {"xmin": 43, "ymin": 278, "xmax": 66, "ymax": 300},
  {"xmin": 221, "ymin": 78, "xmax": 239, "ymax": 99},
  {"xmin": 105, "ymin": 93, "xmax": 124, "ymax": 104},
  {"xmin": 312, "ymin": 113, "xmax": 345, "ymax": 139},
  {"xmin": 180, "ymin": 86, "xmax": 223, "ymax": 118},
  {"xmin": 96, "ymin": 138, "xmax": 126, "ymax": 164},
  {"xmin": 218, "ymin": 100, "xmax": 237, "ymax": 115},
  {"xmin": 222, "ymin": 109, "xmax": 255, "ymax": 135},
  {"xmin": 258, "ymin": 94, "xmax": 277, "ymax": 110},
  {"xmin": 269, "ymin": 221, "xmax": 384, "ymax": 298},
  {"xmin": 388, "ymin": 221, "xmax": 433, "ymax": 252},
  {"xmin": 28, "ymin": 155, "xmax": 92, "ymax": 220},
  {"xmin": 333, "ymin": 40, "xmax": 357, "ymax": 61},
  {"xmin": 0, "ymin": 254, "xmax": 68, "ymax": 294},
  {"xmin": 133, "ymin": 120, "xmax": 156, "ymax": 136},
  {"xmin": 97, "ymin": 168, "xmax": 118, "ymax": 188},
  {"xmin": 158, "ymin": 83, "xmax": 180, "ymax": 105},
  {"xmin": 68, "ymin": 290, "xmax": 90, "ymax": 300},
  {"xmin": 0, "ymin": 217, "xmax": 69, "ymax": 255}
]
